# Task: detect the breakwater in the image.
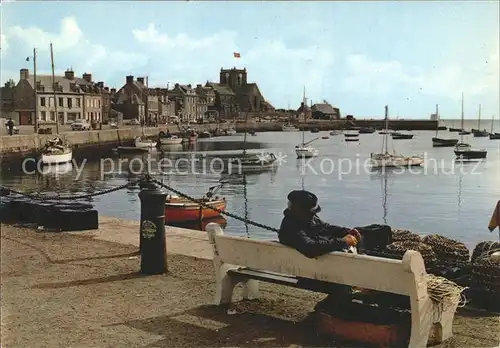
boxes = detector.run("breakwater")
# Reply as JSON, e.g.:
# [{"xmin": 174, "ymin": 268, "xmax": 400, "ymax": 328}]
[{"xmin": 236, "ymin": 120, "xmax": 438, "ymax": 132}]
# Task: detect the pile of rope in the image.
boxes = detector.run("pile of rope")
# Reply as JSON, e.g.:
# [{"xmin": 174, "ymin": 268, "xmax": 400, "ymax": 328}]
[
  {"xmin": 422, "ymin": 234, "xmax": 470, "ymax": 266},
  {"xmin": 425, "ymin": 274, "xmax": 467, "ymax": 310},
  {"xmin": 470, "ymin": 248, "xmax": 500, "ymax": 297},
  {"xmin": 471, "ymin": 241, "xmax": 500, "ymax": 262},
  {"xmin": 384, "ymin": 241, "xmax": 438, "ymax": 268},
  {"xmin": 391, "ymin": 229, "xmax": 422, "ymax": 243}
]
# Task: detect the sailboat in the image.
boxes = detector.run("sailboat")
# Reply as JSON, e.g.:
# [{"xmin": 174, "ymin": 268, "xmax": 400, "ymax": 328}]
[
  {"xmin": 295, "ymin": 89, "xmax": 319, "ymax": 158},
  {"xmin": 370, "ymin": 105, "xmax": 424, "ymax": 168},
  {"xmin": 454, "ymin": 94, "xmax": 487, "ymax": 159},
  {"xmin": 489, "ymin": 115, "xmax": 500, "ymax": 140},
  {"xmin": 40, "ymin": 43, "xmax": 73, "ymax": 165},
  {"xmin": 229, "ymin": 108, "xmax": 277, "ymax": 172},
  {"xmin": 472, "ymin": 104, "xmax": 489, "ymax": 137},
  {"xmin": 432, "ymin": 104, "xmax": 459, "ymax": 147}
]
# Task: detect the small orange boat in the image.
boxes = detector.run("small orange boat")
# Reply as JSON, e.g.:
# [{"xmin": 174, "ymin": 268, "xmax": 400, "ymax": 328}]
[{"xmin": 164, "ymin": 185, "xmax": 226, "ymax": 223}]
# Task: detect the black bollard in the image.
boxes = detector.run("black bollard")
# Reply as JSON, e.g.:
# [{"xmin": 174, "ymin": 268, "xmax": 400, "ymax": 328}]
[{"xmin": 138, "ymin": 178, "xmax": 168, "ymax": 275}]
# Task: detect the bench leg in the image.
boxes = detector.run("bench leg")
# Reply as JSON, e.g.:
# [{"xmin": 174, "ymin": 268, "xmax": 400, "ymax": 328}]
[
  {"xmin": 430, "ymin": 302, "xmax": 459, "ymax": 343},
  {"xmin": 214, "ymin": 264, "xmax": 239, "ymax": 305},
  {"xmin": 242, "ymin": 279, "xmax": 260, "ymax": 300},
  {"xmin": 408, "ymin": 296, "xmax": 434, "ymax": 348}
]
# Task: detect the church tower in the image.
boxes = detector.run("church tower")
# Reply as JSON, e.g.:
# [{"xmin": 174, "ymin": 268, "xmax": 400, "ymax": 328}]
[{"xmin": 220, "ymin": 67, "xmax": 247, "ymax": 89}]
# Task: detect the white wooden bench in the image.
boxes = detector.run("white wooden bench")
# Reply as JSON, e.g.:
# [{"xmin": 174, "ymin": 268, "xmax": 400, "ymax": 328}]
[{"xmin": 206, "ymin": 223, "xmax": 458, "ymax": 348}]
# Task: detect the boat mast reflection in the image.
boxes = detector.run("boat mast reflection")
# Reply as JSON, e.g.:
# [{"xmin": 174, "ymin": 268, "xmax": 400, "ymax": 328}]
[
  {"xmin": 381, "ymin": 171, "xmax": 388, "ymax": 224},
  {"xmin": 243, "ymin": 174, "xmax": 250, "ymax": 238}
]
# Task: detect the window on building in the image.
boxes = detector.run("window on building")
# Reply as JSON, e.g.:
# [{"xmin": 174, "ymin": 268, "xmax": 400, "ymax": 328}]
[
  {"xmin": 67, "ymin": 98, "xmax": 72, "ymax": 108},
  {"xmin": 40, "ymin": 97, "xmax": 46, "ymax": 106},
  {"xmin": 98, "ymin": 99, "xmax": 101, "ymax": 108},
  {"xmin": 41, "ymin": 111, "xmax": 46, "ymax": 120},
  {"xmin": 76, "ymin": 98, "xmax": 81, "ymax": 107},
  {"xmin": 49, "ymin": 97, "xmax": 54, "ymax": 107},
  {"xmin": 58, "ymin": 112, "xmax": 64, "ymax": 122},
  {"xmin": 50, "ymin": 111, "xmax": 55, "ymax": 121},
  {"xmin": 58, "ymin": 97, "xmax": 64, "ymax": 107}
]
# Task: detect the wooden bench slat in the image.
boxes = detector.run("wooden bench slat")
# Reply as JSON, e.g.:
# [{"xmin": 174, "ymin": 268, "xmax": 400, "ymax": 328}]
[{"xmin": 214, "ymin": 234, "xmax": 420, "ymax": 296}]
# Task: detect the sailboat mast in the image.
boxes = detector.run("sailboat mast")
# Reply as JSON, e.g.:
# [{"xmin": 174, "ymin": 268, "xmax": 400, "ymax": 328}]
[
  {"xmin": 33, "ymin": 48, "xmax": 38, "ymax": 133},
  {"xmin": 491, "ymin": 115, "xmax": 495, "ymax": 134},
  {"xmin": 478, "ymin": 104, "xmax": 481, "ymax": 130},
  {"xmin": 460, "ymin": 93, "xmax": 464, "ymax": 143},
  {"xmin": 242, "ymin": 107, "xmax": 248, "ymax": 155},
  {"xmin": 383, "ymin": 105, "xmax": 389, "ymax": 153},
  {"xmin": 435, "ymin": 104, "xmax": 439, "ymax": 137},
  {"xmin": 50, "ymin": 43, "xmax": 59, "ymax": 135},
  {"xmin": 302, "ymin": 86, "xmax": 306, "ymax": 145}
]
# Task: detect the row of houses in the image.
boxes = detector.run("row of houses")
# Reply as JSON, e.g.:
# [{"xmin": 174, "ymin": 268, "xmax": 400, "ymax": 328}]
[{"xmin": 0, "ymin": 66, "xmax": 341, "ymax": 126}]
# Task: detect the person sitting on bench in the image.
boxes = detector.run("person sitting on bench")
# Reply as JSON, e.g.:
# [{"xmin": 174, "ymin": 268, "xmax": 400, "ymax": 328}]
[{"xmin": 278, "ymin": 190, "xmax": 362, "ymax": 258}]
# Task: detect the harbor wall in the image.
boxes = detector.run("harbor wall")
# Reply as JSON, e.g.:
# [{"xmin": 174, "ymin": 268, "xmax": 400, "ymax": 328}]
[
  {"xmin": 236, "ymin": 120, "xmax": 438, "ymax": 132},
  {"xmin": 0, "ymin": 120, "xmax": 437, "ymax": 161}
]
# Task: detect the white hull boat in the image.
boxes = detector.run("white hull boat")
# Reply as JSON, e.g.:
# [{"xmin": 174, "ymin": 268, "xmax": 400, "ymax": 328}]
[
  {"xmin": 371, "ymin": 105, "xmax": 424, "ymax": 169},
  {"xmin": 225, "ymin": 128, "xmax": 237, "ymax": 135},
  {"xmin": 40, "ymin": 137, "xmax": 73, "ymax": 165},
  {"xmin": 160, "ymin": 136, "xmax": 183, "ymax": 145},
  {"xmin": 370, "ymin": 153, "xmax": 424, "ymax": 168},
  {"xmin": 228, "ymin": 153, "xmax": 278, "ymax": 173},
  {"xmin": 41, "ymin": 150, "xmax": 73, "ymax": 165},
  {"xmin": 295, "ymin": 146, "xmax": 318, "ymax": 158},
  {"xmin": 135, "ymin": 137, "xmax": 157, "ymax": 148}
]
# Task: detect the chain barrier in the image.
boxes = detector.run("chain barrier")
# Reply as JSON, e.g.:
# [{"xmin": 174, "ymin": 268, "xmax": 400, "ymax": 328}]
[
  {"xmin": 0, "ymin": 180, "xmax": 140, "ymax": 201},
  {"xmin": 1, "ymin": 174, "xmax": 279, "ymax": 233},
  {"xmin": 149, "ymin": 177, "xmax": 280, "ymax": 233}
]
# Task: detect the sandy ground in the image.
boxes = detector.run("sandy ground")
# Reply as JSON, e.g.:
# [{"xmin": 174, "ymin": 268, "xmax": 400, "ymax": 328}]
[{"xmin": 1, "ymin": 224, "xmax": 499, "ymax": 348}]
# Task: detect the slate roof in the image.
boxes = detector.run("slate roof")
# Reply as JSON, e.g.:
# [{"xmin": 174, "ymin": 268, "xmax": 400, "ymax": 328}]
[
  {"xmin": 312, "ymin": 103, "xmax": 337, "ymax": 114},
  {"xmin": 205, "ymin": 82, "xmax": 235, "ymax": 96},
  {"xmin": 23, "ymin": 75, "xmax": 99, "ymax": 94},
  {"xmin": 114, "ymin": 89, "xmax": 144, "ymax": 105}
]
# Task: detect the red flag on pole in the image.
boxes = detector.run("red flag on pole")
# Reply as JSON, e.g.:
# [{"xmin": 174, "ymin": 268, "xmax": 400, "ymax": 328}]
[{"xmin": 233, "ymin": 52, "xmax": 241, "ymax": 58}]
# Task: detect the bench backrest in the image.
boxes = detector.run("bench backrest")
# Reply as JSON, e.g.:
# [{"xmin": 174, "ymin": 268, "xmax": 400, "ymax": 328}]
[{"xmin": 207, "ymin": 223, "xmax": 428, "ymax": 297}]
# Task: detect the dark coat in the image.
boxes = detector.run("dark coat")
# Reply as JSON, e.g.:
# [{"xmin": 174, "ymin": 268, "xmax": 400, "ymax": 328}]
[{"xmin": 278, "ymin": 209, "xmax": 351, "ymax": 258}]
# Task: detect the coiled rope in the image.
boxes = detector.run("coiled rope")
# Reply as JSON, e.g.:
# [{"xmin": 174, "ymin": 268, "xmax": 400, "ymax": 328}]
[{"xmin": 425, "ymin": 274, "xmax": 467, "ymax": 310}]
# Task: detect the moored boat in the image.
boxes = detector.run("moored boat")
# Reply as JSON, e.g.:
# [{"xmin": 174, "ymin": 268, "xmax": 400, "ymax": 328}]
[
  {"xmin": 40, "ymin": 137, "xmax": 72, "ymax": 165},
  {"xmin": 225, "ymin": 127, "xmax": 237, "ymax": 135},
  {"xmin": 432, "ymin": 137, "xmax": 459, "ymax": 147},
  {"xmin": 358, "ymin": 127, "xmax": 375, "ymax": 134},
  {"xmin": 164, "ymin": 185, "xmax": 226, "ymax": 223},
  {"xmin": 135, "ymin": 136, "xmax": 157, "ymax": 148},
  {"xmin": 391, "ymin": 132, "xmax": 414, "ymax": 139},
  {"xmin": 229, "ymin": 152, "xmax": 278, "ymax": 172},
  {"xmin": 453, "ymin": 94, "xmax": 487, "ymax": 159},
  {"xmin": 295, "ymin": 146, "xmax": 319, "ymax": 158},
  {"xmin": 370, "ymin": 105, "xmax": 424, "ymax": 168}
]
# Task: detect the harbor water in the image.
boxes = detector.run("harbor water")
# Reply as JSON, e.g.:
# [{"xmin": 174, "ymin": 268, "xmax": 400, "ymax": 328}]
[{"xmin": 1, "ymin": 123, "xmax": 499, "ymax": 249}]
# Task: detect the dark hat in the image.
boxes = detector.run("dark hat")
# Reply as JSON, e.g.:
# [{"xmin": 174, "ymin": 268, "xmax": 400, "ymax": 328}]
[{"xmin": 287, "ymin": 190, "xmax": 321, "ymax": 213}]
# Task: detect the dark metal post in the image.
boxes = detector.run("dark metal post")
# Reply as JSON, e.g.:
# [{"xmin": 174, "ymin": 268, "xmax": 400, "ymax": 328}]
[{"xmin": 138, "ymin": 178, "xmax": 168, "ymax": 274}]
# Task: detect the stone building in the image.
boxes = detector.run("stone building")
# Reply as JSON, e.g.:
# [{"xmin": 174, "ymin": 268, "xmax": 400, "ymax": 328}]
[
  {"xmin": 13, "ymin": 68, "xmax": 103, "ymax": 125},
  {"xmin": 204, "ymin": 67, "xmax": 274, "ymax": 119},
  {"xmin": 195, "ymin": 84, "xmax": 216, "ymax": 121},
  {"xmin": 96, "ymin": 81, "xmax": 111, "ymax": 123},
  {"xmin": 0, "ymin": 80, "xmax": 16, "ymax": 122},
  {"xmin": 167, "ymin": 84, "xmax": 198, "ymax": 124},
  {"xmin": 311, "ymin": 101, "xmax": 341, "ymax": 120},
  {"xmin": 296, "ymin": 103, "xmax": 312, "ymax": 120},
  {"xmin": 112, "ymin": 76, "xmax": 149, "ymax": 122},
  {"xmin": 204, "ymin": 82, "xmax": 238, "ymax": 120}
]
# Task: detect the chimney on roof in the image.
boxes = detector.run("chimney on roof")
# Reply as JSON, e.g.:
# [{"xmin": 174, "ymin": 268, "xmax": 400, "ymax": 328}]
[
  {"xmin": 20, "ymin": 68, "xmax": 29, "ymax": 80},
  {"xmin": 83, "ymin": 73, "xmax": 92, "ymax": 83},
  {"xmin": 104, "ymin": 87, "xmax": 109, "ymax": 92},
  {"xmin": 196, "ymin": 84, "xmax": 202, "ymax": 88},
  {"xmin": 126, "ymin": 76, "xmax": 134, "ymax": 84},
  {"xmin": 96, "ymin": 81, "xmax": 104, "ymax": 88},
  {"xmin": 111, "ymin": 88, "xmax": 117, "ymax": 94},
  {"xmin": 65, "ymin": 69, "xmax": 75, "ymax": 80},
  {"xmin": 137, "ymin": 77, "xmax": 144, "ymax": 84}
]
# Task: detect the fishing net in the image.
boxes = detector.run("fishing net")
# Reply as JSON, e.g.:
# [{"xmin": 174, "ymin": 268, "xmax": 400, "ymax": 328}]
[
  {"xmin": 384, "ymin": 241, "xmax": 438, "ymax": 268},
  {"xmin": 421, "ymin": 234, "xmax": 470, "ymax": 266},
  {"xmin": 471, "ymin": 241, "xmax": 500, "ymax": 263},
  {"xmin": 391, "ymin": 229, "xmax": 422, "ymax": 243}
]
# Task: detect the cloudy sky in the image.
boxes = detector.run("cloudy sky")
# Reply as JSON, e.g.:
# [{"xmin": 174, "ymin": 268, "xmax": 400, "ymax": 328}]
[{"xmin": 1, "ymin": 1, "xmax": 498, "ymax": 119}]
